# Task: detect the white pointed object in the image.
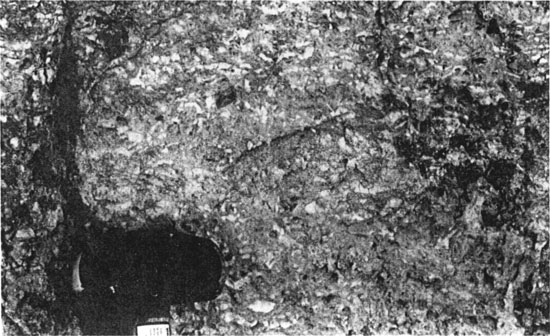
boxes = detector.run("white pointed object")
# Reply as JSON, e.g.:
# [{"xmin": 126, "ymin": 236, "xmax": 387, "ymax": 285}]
[{"xmin": 72, "ymin": 253, "xmax": 84, "ymax": 293}]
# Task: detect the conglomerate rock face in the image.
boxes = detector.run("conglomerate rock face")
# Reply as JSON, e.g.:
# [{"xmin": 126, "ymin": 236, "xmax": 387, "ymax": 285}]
[{"xmin": 2, "ymin": 2, "xmax": 548, "ymax": 335}]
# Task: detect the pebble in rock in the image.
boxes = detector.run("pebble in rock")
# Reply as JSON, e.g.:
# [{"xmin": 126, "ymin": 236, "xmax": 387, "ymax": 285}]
[{"xmin": 15, "ymin": 228, "xmax": 35, "ymax": 240}]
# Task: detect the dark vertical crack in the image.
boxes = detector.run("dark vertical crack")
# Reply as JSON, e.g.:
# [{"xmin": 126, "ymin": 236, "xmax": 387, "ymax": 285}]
[{"xmin": 49, "ymin": 6, "xmax": 89, "ymax": 224}]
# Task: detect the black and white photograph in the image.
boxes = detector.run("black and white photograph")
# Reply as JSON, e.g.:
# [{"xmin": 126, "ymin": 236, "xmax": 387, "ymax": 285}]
[{"xmin": 1, "ymin": 1, "xmax": 548, "ymax": 335}]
